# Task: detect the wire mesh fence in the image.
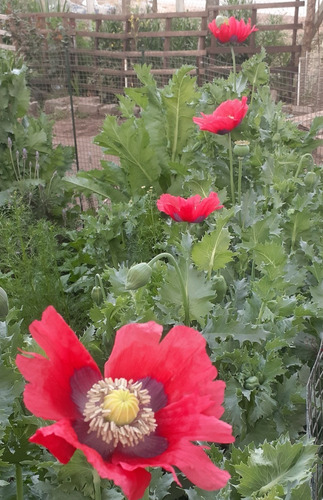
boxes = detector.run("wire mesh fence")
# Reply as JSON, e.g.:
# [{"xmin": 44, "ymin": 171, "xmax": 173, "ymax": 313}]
[
  {"xmin": 307, "ymin": 342, "xmax": 323, "ymax": 500},
  {"xmin": 24, "ymin": 42, "xmax": 323, "ymax": 175}
]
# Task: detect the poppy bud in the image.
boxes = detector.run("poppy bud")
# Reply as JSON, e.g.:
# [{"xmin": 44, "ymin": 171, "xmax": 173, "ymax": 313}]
[
  {"xmin": 0, "ymin": 287, "xmax": 9, "ymax": 321},
  {"xmin": 213, "ymin": 275, "xmax": 227, "ymax": 303},
  {"xmin": 304, "ymin": 171, "xmax": 317, "ymax": 188},
  {"xmin": 125, "ymin": 263, "xmax": 152, "ymax": 290},
  {"xmin": 215, "ymin": 15, "xmax": 229, "ymax": 27},
  {"xmin": 91, "ymin": 286, "xmax": 103, "ymax": 306},
  {"xmin": 244, "ymin": 376, "xmax": 260, "ymax": 390},
  {"xmin": 233, "ymin": 140, "xmax": 250, "ymax": 157}
]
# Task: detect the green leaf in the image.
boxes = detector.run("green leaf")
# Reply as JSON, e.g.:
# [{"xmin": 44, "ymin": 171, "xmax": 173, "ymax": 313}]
[
  {"xmin": 162, "ymin": 65, "xmax": 200, "ymax": 162},
  {"xmin": 149, "ymin": 469, "xmax": 174, "ymax": 500},
  {"xmin": 63, "ymin": 174, "xmax": 128, "ymax": 202},
  {"xmin": 158, "ymin": 263, "xmax": 214, "ymax": 326},
  {"xmin": 58, "ymin": 450, "xmax": 99, "ymax": 498},
  {"xmin": 192, "ymin": 226, "xmax": 234, "ymax": 274},
  {"xmin": 235, "ymin": 435, "xmax": 317, "ymax": 497},
  {"xmin": 94, "ymin": 115, "xmax": 161, "ymax": 194},
  {"xmin": 192, "ymin": 211, "xmax": 235, "ymax": 275}
]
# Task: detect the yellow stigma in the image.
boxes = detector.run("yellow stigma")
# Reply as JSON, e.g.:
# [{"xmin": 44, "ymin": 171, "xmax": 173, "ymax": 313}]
[{"xmin": 103, "ymin": 389, "xmax": 139, "ymax": 426}]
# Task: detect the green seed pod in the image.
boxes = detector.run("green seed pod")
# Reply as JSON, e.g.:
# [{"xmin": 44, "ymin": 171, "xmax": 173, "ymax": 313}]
[
  {"xmin": 0, "ymin": 287, "xmax": 9, "ymax": 321},
  {"xmin": 213, "ymin": 275, "xmax": 227, "ymax": 303},
  {"xmin": 304, "ymin": 171, "xmax": 317, "ymax": 188},
  {"xmin": 91, "ymin": 285, "xmax": 103, "ymax": 306},
  {"xmin": 244, "ymin": 376, "xmax": 260, "ymax": 390},
  {"xmin": 233, "ymin": 140, "xmax": 250, "ymax": 157},
  {"xmin": 125, "ymin": 263, "xmax": 153, "ymax": 290},
  {"xmin": 215, "ymin": 15, "xmax": 229, "ymax": 27}
]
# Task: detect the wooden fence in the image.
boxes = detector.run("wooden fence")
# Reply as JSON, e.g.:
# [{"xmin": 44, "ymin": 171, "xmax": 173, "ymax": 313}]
[
  {"xmin": 6, "ymin": 2, "xmax": 306, "ymax": 99},
  {"xmin": 0, "ymin": 14, "xmax": 15, "ymax": 51}
]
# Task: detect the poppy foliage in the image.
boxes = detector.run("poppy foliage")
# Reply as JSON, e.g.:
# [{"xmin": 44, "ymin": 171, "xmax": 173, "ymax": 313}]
[
  {"xmin": 16, "ymin": 307, "xmax": 234, "ymax": 500},
  {"xmin": 193, "ymin": 96, "xmax": 248, "ymax": 135},
  {"xmin": 209, "ymin": 16, "xmax": 258, "ymax": 44},
  {"xmin": 157, "ymin": 192, "xmax": 223, "ymax": 223}
]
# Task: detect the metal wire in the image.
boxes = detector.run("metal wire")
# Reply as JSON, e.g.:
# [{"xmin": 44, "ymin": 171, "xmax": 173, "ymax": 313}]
[{"xmin": 306, "ymin": 341, "xmax": 323, "ymax": 500}]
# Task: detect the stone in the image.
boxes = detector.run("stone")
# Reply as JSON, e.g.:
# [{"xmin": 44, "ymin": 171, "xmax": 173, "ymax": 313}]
[{"xmin": 99, "ymin": 103, "xmax": 119, "ymax": 116}]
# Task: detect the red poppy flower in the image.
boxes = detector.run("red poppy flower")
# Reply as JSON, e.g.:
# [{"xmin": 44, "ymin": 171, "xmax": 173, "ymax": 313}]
[
  {"xmin": 16, "ymin": 307, "xmax": 234, "ymax": 500},
  {"xmin": 209, "ymin": 16, "xmax": 258, "ymax": 44},
  {"xmin": 193, "ymin": 96, "xmax": 248, "ymax": 135},
  {"xmin": 157, "ymin": 192, "xmax": 223, "ymax": 223}
]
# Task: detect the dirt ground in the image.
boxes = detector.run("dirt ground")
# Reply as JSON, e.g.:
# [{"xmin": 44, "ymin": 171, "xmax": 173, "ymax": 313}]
[{"xmin": 53, "ymin": 116, "xmax": 109, "ymax": 172}]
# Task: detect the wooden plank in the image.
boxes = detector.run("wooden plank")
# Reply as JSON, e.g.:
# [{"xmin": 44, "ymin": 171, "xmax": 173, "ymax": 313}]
[
  {"xmin": 208, "ymin": 45, "xmax": 302, "ymax": 55},
  {"xmin": 70, "ymin": 48, "xmax": 207, "ymax": 58},
  {"xmin": 256, "ymin": 23, "xmax": 303, "ymax": 30},
  {"xmin": 73, "ymin": 29, "xmax": 208, "ymax": 39},
  {"xmin": 67, "ymin": 66, "xmax": 199, "ymax": 77},
  {"xmin": 0, "ymin": 43, "xmax": 15, "ymax": 51},
  {"xmin": 207, "ymin": 1, "xmax": 305, "ymax": 11},
  {"xmin": 16, "ymin": 11, "xmax": 208, "ymax": 21}
]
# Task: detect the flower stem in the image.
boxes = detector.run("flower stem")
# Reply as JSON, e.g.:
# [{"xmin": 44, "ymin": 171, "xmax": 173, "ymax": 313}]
[
  {"xmin": 148, "ymin": 252, "xmax": 190, "ymax": 326},
  {"xmin": 230, "ymin": 46, "xmax": 236, "ymax": 93},
  {"xmin": 16, "ymin": 464, "xmax": 23, "ymax": 500},
  {"xmin": 294, "ymin": 153, "xmax": 313, "ymax": 180},
  {"xmin": 95, "ymin": 273, "xmax": 107, "ymax": 302},
  {"xmin": 9, "ymin": 146, "xmax": 19, "ymax": 181},
  {"xmin": 93, "ymin": 469, "xmax": 102, "ymax": 500},
  {"xmin": 228, "ymin": 133, "xmax": 236, "ymax": 206},
  {"xmin": 237, "ymin": 157, "xmax": 243, "ymax": 205}
]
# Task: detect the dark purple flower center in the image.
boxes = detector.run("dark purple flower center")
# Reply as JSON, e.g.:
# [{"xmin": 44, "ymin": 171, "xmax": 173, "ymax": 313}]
[{"xmin": 70, "ymin": 369, "xmax": 168, "ymax": 459}]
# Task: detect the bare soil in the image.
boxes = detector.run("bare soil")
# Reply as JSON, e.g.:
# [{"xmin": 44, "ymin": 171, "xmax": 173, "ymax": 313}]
[{"xmin": 53, "ymin": 116, "xmax": 108, "ymax": 172}]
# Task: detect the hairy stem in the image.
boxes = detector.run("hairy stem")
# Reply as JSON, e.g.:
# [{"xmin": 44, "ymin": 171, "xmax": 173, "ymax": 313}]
[
  {"xmin": 16, "ymin": 464, "xmax": 23, "ymax": 500},
  {"xmin": 228, "ymin": 133, "xmax": 236, "ymax": 206},
  {"xmin": 148, "ymin": 252, "xmax": 190, "ymax": 325}
]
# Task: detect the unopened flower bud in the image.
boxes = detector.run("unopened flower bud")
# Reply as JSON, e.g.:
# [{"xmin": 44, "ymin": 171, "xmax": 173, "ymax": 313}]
[
  {"xmin": 125, "ymin": 263, "xmax": 152, "ymax": 290},
  {"xmin": 91, "ymin": 285, "xmax": 103, "ymax": 306},
  {"xmin": 0, "ymin": 287, "xmax": 9, "ymax": 321},
  {"xmin": 304, "ymin": 171, "xmax": 317, "ymax": 188},
  {"xmin": 215, "ymin": 15, "xmax": 229, "ymax": 27},
  {"xmin": 244, "ymin": 376, "xmax": 260, "ymax": 390},
  {"xmin": 22, "ymin": 148, "xmax": 27, "ymax": 159},
  {"xmin": 233, "ymin": 140, "xmax": 250, "ymax": 157},
  {"xmin": 7, "ymin": 137, "xmax": 12, "ymax": 149}
]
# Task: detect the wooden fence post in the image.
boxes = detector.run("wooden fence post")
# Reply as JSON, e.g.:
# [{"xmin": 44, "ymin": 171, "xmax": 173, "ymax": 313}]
[{"xmin": 302, "ymin": 0, "xmax": 315, "ymax": 55}]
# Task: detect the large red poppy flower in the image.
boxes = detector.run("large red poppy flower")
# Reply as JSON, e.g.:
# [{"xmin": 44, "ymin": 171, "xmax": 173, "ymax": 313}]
[
  {"xmin": 16, "ymin": 307, "xmax": 234, "ymax": 500},
  {"xmin": 209, "ymin": 16, "xmax": 258, "ymax": 44},
  {"xmin": 157, "ymin": 192, "xmax": 223, "ymax": 223},
  {"xmin": 193, "ymin": 96, "xmax": 248, "ymax": 135}
]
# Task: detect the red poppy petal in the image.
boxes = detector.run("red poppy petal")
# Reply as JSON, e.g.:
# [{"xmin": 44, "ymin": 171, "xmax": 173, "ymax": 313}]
[
  {"xmin": 16, "ymin": 306, "xmax": 101, "ymax": 420},
  {"xmin": 29, "ymin": 423, "xmax": 76, "ymax": 463},
  {"xmin": 30, "ymin": 420, "xmax": 151, "ymax": 500},
  {"xmin": 156, "ymin": 396, "xmax": 234, "ymax": 443},
  {"xmin": 198, "ymin": 192, "xmax": 223, "ymax": 217},
  {"xmin": 153, "ymin": 325, "xmax": 218, "ymax": 402},
  {"xmin": 116, "ymin": 440, "xmax": 230, "ymax": 491},
  {"xmin": 104, "ymin": 322, "xmax": 163, "ymax": 380},
  {"xmin": 170, "ymin": 442, "xmax": 231, "ymax": 490}
]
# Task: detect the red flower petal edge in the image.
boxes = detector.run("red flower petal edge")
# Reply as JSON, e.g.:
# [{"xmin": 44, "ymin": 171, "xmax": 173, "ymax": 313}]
[
  {"xmin": 156, "ymin": 192, "xmax": 224, "ymax": 222},
  {"xmin": 193, "ymin": 96, "xmax": 248, "ymax": 135},
  {"xmin": 16, "ymin": 307, "xmax": 234, "ymax": 500},
  {"xmin": 209, "ymin": 16, "xmax": 258, "ymax": 44}
]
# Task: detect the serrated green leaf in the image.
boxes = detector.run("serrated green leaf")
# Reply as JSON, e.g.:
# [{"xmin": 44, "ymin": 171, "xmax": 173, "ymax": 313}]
[
  {"xmin": 235, "ymin": 436, "xmax": 317, "ymax": 497},
  {"xmin": 94, "ymin": 115, "xmax": 160, "ymax": 194},
  {"xmin": 192, "ymin": 224, "xmax": 234, "ymax": 275},
  {"xmin": 58, "ymin": 450, "xmax": 98, "ymax": 498},
  {"xmin": 158, "ymin": 263, "xmax": 214, "ymax": 325},
  {"xmin": 162, "ymin": 65, "xmax": 200, "ymax": 162}
]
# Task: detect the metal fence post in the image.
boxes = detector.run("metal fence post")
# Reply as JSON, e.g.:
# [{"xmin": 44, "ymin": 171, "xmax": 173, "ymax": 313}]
[{"xmin": 63, "ymin": 37, "xmax": 80, "ymax": 173}]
